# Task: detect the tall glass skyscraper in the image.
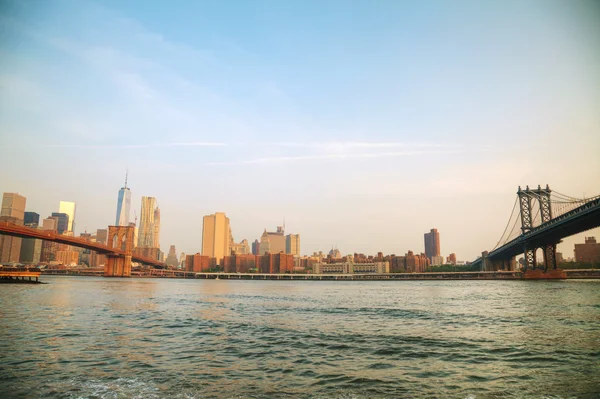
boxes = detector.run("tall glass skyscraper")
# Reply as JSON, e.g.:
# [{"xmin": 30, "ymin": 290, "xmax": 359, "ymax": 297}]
[
  {"xmin": 58, "ymin": 201, "xmax": 76, "ymax": 233},
  {"xmin": 138, "ymin": 196, "xmax": 159, "ymax": 248},
  {"xmin": 115, "ymin": 173, "xmax": 131, "ymax": 226}
]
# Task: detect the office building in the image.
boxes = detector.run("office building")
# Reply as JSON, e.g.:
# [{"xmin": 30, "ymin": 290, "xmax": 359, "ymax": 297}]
[
  {"xmin": 59, "ymin": 201, "xmax": 76, "ymax": 233},
  {"xmin": 24, "ymin": 212, "xmax": 40, "ymax": 227},
  {"xmin": 138, "ymin": 197, "xmax": 159, "ymax": 249},
  {"xmin": 286, "ymin": 234, "xmax": 300, "ymax": 256},
  {"xmin": 51, "ymin": 213, "xmax": 70, "ymax": 234},
  {"xmin": 1, "ymin": 193, "xmax": 26, "ymax": 220},
  {"xmin": 259, "ymin": 226, "xmax": 286, "ymax": 255},
  {"xmin": 153, "ymin": 207, "xmax": 160, "ymax": 248},
  {"xmin": 574, "ymin": 237, "xmax": 600, "ymax": 263},
  {"xmin": 424, "ymin": 228, "xmax": 441, "ymax": 261},
  {"xmin": 230, "ymin": 239, "xmax": 250, "ymax": 255},
  {"xmin": 0, "ymin": 193, "xmax": 26, "ymax": 263},
  {"xmin": 42, "ymin": 218, "xmax": 57, "ymax": 231},
  {"xmin": 115, "ymin": 173, "xmax": 131, "ymax": 226},
  {"xmin": 446, "ymin": 253, "xmax": 457, "ymax": 265},
  {"xmin": 202, "ymin": 212, "xmax": 231, "ymax": 264},
  {"xmin": 165, "ymin": 245, "xmax": 179, "ymax": 267},
  {"xmin": 39, "ymin": 218, "xmax": 58, "ymax": 262},
  {"xmin": 252, "ymin": 239, "xmax": 260, "ymax": 255},
  {"xmin": 20, "ymin": 234, "xmax": 42, "ymax": 264}
]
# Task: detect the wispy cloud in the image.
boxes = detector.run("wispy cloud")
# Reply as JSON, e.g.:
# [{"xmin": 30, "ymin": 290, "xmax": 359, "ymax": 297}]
[
  {"xmin": 39, "ymin": 142, "xmax": 226, "ymax": 149},
  {"xmin": 207, "ymin": 148, "xmax": 469, "ymax": 166}
]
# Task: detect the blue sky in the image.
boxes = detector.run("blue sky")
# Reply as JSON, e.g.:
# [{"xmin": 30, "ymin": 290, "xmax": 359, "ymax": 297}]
[{"xmin": 1, "ymin": 0, "xmax": 599, "ymax": 259}]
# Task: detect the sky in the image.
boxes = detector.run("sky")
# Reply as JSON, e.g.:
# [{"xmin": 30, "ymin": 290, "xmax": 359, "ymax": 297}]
[{"xmin": 0, "ymin": 0, "xmax": 599, "ymax": 260}]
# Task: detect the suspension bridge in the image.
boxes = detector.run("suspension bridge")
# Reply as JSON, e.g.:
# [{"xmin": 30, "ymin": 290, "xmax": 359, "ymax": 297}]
[{"xmin": 472, "ymin": 185, "xmax": 600, "ymax": 275}]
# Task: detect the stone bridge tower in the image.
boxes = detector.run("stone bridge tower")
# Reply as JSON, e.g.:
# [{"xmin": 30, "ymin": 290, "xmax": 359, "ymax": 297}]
[{"xmin": 105, "ymin": 225, "xmax": 135, "ymax": 277}]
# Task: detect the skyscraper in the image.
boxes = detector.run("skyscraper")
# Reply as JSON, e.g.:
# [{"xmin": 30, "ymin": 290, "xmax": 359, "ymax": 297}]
[
  {"xmin": 165, "ymin": 245, "xmax": 179, "ymax": 267},
  {"xmin": 153, "ymin": 207, "xmax": 161, "ymax": 248},
  {"xmin": 115, "ymin": 173, "xmax": 131, "ymax": 226},
  {"xmin": 59, "ymin": 201, "xmax": 76, "ymax": 233},
  {"xmin": 51, "ymin": 212, "xmax": 70, "ymax": 234},
  {"xmin": 0, "ymin": 193, "xmax": 26, "ymax": 263},
  {"xmin": 24, "ymin": 212, "xmax": 40, "ymax": 226},
  {"xmin": 424, "ymin": 228, "xmax": 441, "ymax": 261},
  {"xmin": 1, "ymin": 193, "xmax": 26, "ymax": 220},
  {"xmin": 286, "ymin": 234, "xmax": 301, "ymax": 256},
  {"xmin": 138, "ymin": 196, "xmax": 159, "ymax": 248},
  {"xmin": 259, "ymin": 226, "xmax": 286, "ymax": 255},
  {"xmin": 202, "ymin": 212, "xmax": 231, "ymax": 264}
]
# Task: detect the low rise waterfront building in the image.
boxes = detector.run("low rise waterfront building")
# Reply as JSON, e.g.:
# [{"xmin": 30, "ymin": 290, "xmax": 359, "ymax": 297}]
[
  {"xmin": 574, "ymin": 237, "xmax": 600, "ymax": 263},
  {"xmin": 313, "ymin": 256, "xmax": 389, "ymax": 274},
  {"xmin": 186, "ymin": 253, "xmax": 215, "ymax": 272},
  {"xmin": 258, "ymin": 252, "xmax": 294, "ymax": 274},
  {"xmin": 223, "ymin": 254, "xmax": 258, "ymax": 273}
]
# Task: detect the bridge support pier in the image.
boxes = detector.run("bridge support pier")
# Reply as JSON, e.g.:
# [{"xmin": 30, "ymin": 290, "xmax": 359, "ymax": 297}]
[
  {"xmin": 543, "ymin": 243, "xmax": 557, "ymax": 272},
  {"xmin": 523, "ymin": 246, "xmax": 536, "ymax": 272},
  {"xmin": 104, "ymin": 226, "xmax": 135, "ymax": 277},
  {"xmin": 105, "ymin": 255, "xmax": 132, "ymax": 277}
]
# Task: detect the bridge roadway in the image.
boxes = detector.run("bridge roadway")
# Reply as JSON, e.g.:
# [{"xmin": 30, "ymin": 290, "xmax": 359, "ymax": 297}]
[
  {"xmin": 474, "ymin": 197, "xmax": 600, "ymax": 266},
  {"xmin": 0, "ymin": 222, "xmax": 165, "ymax": 268}
]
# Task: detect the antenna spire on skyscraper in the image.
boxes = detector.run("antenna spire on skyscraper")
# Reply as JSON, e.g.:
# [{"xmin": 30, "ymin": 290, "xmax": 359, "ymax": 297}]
[{"xmin": 124, "ymin": 168, "xmax": 129, "ymax": 189}]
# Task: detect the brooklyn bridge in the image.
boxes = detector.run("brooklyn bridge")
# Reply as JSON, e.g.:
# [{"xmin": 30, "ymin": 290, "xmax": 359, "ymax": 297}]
[{"xmin": 0, "ymin": 223, "xmax": 164, "ymax": 276}]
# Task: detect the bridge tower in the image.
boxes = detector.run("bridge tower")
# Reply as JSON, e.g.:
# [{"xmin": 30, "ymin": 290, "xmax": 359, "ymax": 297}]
[
  {"xmin": 518, "ymin": 185, "xmax": 558, "ymax": 272},
  {"xmin": 532, "ymin": 185, "xmax": 557, "ymax": 272},
  {"xmin": 104, "ymin": 225, "xmax": 135, "ymax": 277},
  {"xmin": 518, "ymin": 186, "xmax": 536, "ymax": 271}
]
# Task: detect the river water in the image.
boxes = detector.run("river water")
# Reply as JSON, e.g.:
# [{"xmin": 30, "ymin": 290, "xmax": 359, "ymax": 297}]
[{"xmin": 0, "ymin": 277, "xmax": 599, "ymax": 398}]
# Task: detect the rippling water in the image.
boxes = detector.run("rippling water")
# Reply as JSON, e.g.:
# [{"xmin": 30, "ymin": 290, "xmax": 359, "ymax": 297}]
[{"xmin": 1, "ymin": 277, "xmax": 599, "ymax": 398}]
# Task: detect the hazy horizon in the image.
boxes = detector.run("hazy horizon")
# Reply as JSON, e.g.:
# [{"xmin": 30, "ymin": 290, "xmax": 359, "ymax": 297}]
[{"xmin": 1, "ymin": 0, "xmax": 599, "ymax": 260}]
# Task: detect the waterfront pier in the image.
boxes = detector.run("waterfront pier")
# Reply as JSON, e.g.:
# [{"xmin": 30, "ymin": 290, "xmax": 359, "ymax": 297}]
[{"xmin": 0, "ymin": 268, "xmax": 42, "ymax": 283}]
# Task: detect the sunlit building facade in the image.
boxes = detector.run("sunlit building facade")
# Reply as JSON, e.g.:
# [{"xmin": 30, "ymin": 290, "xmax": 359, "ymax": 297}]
[
  {"xmin": 286, "ymin": 234, "xmax": 300, "ymax": 256},
  {"xmin": 59, "ymin": 201, "xmax": 76, "ymax": 233},
  {"xmin": 0, "ymin": 193, "xmax": 26, "ymax": 263},
  {"xmin": 138, "ymin": 196, "xmax": 160, "ymax": 249},
  {"xmin": 202, "ymin": 212, "xmax": 231, "ymax": 264}
]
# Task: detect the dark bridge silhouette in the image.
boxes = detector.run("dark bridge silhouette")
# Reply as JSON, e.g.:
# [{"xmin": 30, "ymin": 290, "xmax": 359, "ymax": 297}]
[
  {"xmin": 0, "ymin": 222, "xmax": 165, "ymax": 274},
  {"xmin": 473, "ymin": 186, "xmax": 600, "ymax": 272}
]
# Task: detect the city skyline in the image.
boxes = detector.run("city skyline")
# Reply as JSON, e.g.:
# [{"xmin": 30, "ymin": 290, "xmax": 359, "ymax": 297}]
[
  {"xmin": 2, "ymin": 183, "xmax": 599, "ymax": 262},
  {"xmin": 0, "ymin": 0, "xmax": 599, "ymax": 258}
]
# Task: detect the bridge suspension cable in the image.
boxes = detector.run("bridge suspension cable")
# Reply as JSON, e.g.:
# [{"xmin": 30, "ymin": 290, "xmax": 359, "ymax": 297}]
[
  {"xmin": 491, "ymin": 197, "xmax": 518, "ymax": 251},
  {"xmin": 549, "ymin": 191, "xmax": 600, "ymax": 218}
]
